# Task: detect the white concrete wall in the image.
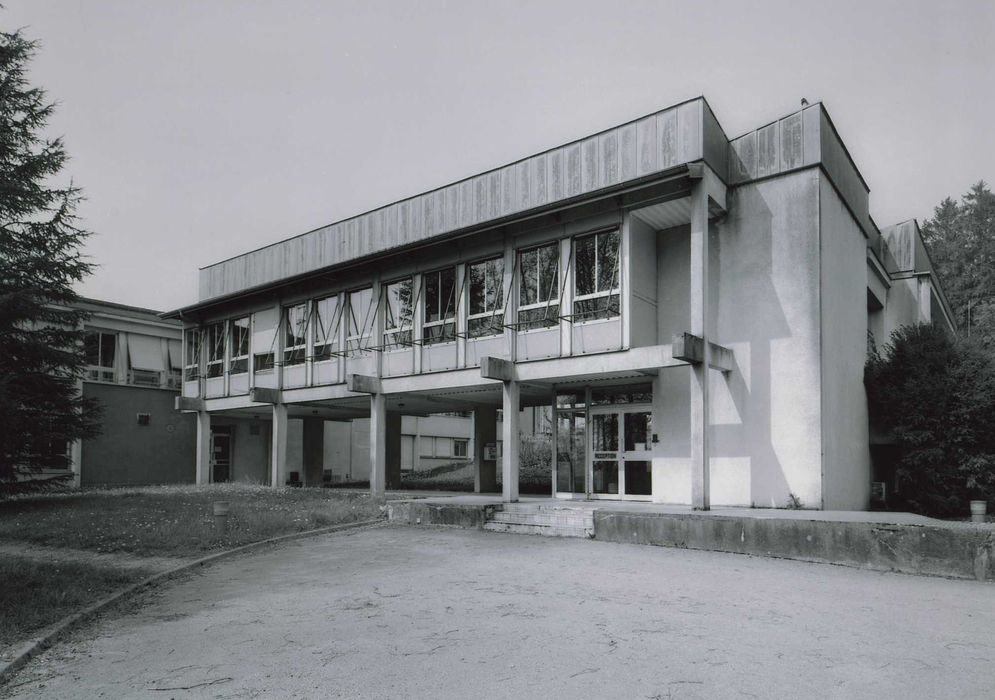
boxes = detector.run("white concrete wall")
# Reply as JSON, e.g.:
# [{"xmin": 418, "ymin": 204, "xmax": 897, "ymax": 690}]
[{"xmin": 819, "ymin": 176, "xmax": 871, "ymax": 510}]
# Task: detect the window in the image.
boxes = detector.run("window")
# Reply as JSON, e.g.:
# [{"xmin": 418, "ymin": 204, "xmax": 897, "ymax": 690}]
[
  {"xmin": 84, "ymin": 331, "xmax": 116, "ymax": 369},
  {"xmin": 283, "ymin": 303, "xmax": 307, "ymax": 366},
  {"xmin": 383, "ymin": 278, "xmax": 413, "ymax": 347},
  {"xmin": 206, "ymin": 322, "xmax": 225, "ymax": 378},
  {"xmin": 435, "ymin": 437, "xmax": 451, "ymax": 457},
  {"xmin": 347, "ymin": 288, "xmax": 375, "ymax": 353},
  {"xmin": 252, "ymin": 308, "xmax": 278, "ymax": 372},
  {"xmin": 423, "ymin": 267, "xmax": 456, "ymax": 344},
  {"xmin": 184, "ymin": 329, "xmax": 201, "ymax": 380},
  {"xmin": 453, "ymin": 439, "xmax": 469, "ymax": 458},
  {"xmin": 517, "ymin": 242, "xmax": 560, "ymax": 330},
  {"xmin": 467, "ymin": 257, "xmax": 504, "ymax": 338},
  {"xmin": 313, "ymin": 295, "xmax": 341, "ymax": 361},
  {"xmin": 229, "ymin": 317, "xmax": 249, "ymax": 374},
  {"xmin": 573, "ymin": 229, "xmax": 620, "ymax": 321}
]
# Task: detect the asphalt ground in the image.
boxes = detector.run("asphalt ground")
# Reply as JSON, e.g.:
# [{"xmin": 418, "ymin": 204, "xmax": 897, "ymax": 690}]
[{"xmin": 3, "ymin": 525, "xmax": 994, "ymax": 699}]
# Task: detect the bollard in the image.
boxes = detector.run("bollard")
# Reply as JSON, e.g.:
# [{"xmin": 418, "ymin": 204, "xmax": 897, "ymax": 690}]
[
  {"xmin": 970, "ymin": 500, "xmax": 987, "ymax": 523},
  {"xmin": 213, "ymin": 500, "xmax": 230, "ymax": 532}
]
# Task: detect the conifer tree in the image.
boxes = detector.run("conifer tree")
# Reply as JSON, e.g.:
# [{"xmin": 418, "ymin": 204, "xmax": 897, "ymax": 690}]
[{"xmin": 0, "ymin": 28, "xmax": 101, "ymax": 481}]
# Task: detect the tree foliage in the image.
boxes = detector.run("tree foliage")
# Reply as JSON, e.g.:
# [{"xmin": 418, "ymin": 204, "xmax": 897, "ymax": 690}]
[
  {"xmin": 865, "ymin": 324, "xmax": 995, "ymax": 517},
  {"xmin": 921, "ymin": 181, "xmax": 995, "ymax": 343},
  {"xmin": 0, "ymin": 29, "xmax": 101, "ymax": 480}
]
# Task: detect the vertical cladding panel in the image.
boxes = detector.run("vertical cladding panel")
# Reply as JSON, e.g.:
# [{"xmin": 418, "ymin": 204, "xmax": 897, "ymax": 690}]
[
  {"xmin": 502, "ymin": 166, "xmax": 515, "ymax": 217},
  {"xmin": 636, "ymin": 115, "xmax": 658, "ymax": 176},
  {"xmin": 676, "ymin": 100, "xmax": 702, "ymax": 164},
  {"xmin": 756, "ymin": 122, "xmax": 780, "ymax": 178},
  {"xmin": 459, "ymin": 179, "xmax": 474, "ymax": 228},
  {"xmin": 423, "ymin": 190, "xmax": 437, "ymax": 236},
  {"xmin": 397, "ymin": 201, "xmax": 410, "ymax": 245},
  {"xmin": 582, "ymin": 137, "xmax": 598, "ymax": 192},
  {"xmin": 531, "ymin": 155, "xmax": 548, "ymax": 207},
  {"xmin": 599, "ymin": 131, "xmax": 619, "ymax": 187},
  {"xmin": 549, "ymin": 150, "xmax": 564, "ymax": 202},
  {"xmin": 489, "ymin": 171, "xmax": 502, "ymax": 220},
  {"xmin": 370, "ymin": 210, "xmax": 384, "ymax": 259},
  {"xmin": 444, "ymin": 185, "xmax": 459, "ymax": 231},
  {"xmin": 410, "ymin": 195, "xmax": 424, "ymax": 241},
  {"xmin": 517, "ymin": 161, "xmax": 531, "ymax": 211},
  {"xmin": 780, "ymin": 113, "xmax": 803, "ymax": 171},
  {"xmin": 658, "ymin": 108, "xmax": 678, "ymax": 170},
  {"xmin": 474, "ymin": 175, "xmax": 488, "ymax": 223},
  {"xmin": 620, "ymin": 124, "xmax": 637, "ymax": 181},
  {"xmin": 565, "ymin": 143, "xmax": 582, "ymax": 197},
  {"xmin": 802, "ymin": 105, "xmax": 821, "ymax": 167},
  {"xmin": 701, "ymin": 102, "xmax": 729, "ymax": 181},
  {"xmin": 383, "ymin": 206, "xmax": 398, "ymax": 252},
  {"xmin": 729, "ymin": 133, "xmax": 757, "ymax": 184}
]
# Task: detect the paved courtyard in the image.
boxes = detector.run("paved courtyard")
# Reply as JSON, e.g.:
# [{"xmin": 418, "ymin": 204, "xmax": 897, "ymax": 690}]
[{"xmin": 4, "ymin": 524, "xmax": 994, "ymax": 699}]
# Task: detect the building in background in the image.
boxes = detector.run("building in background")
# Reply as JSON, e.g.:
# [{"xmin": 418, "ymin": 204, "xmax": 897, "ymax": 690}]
[{"xmin": 165, "ymin": 96, "xmax": 952, "ymax": 508}]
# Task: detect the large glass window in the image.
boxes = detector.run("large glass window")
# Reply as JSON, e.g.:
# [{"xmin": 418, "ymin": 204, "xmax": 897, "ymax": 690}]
[
  {"xmin": 229, "ymin": 317, "xmax": 249, "ymax": 374},
  {"xmin": 84, "ymin": 331, "xmax": 116, "ymax": 369},
  {"xmin": 517, "ymin": 242, "xmax": 560, "ymax": 330},
  {"xmin": 206, "ymin": 322, "xmax": 225, "ymax": 378},
  {"xmin": 423, "ymin": 267, "xmax": 456, "ymax": 344},
  {"xmin": 283, "ymin": 303, "xmax": 307, "ymax": 366},
  {"xmin": 183, "ymin": 328, "xmax": 201, "ymax": 380},
  {"xmin": 313, "ymin": 295, "xmax": 341, "ymax": 361},
  {"xmin": 573, "ymin": 229, "xmax": 620, "ymax": 321},
  {"xmin": 467, "ymin": 257, "xmax": 504, "ymax": 338},
  {"xmin": 347, "ymin": 287, "xmax": 375, "ymax": 353},
  {"xmin": 383, "ymin": 278, "xmax": 413, "ymax": 347}
]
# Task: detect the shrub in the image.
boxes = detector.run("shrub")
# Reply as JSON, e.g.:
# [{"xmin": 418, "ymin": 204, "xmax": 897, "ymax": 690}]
[{"xmin": 865, "ymin": 323, "xmax": 995, "ymax": 516}]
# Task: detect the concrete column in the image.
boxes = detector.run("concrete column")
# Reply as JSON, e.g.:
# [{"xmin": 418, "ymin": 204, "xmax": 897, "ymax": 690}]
[
  {"xmin": 69, "ymin": 438, "xmax": 82, "ymax": 488},
  {"xmin": 386, "ymin": 410, "xmax": 402, "ymax": 489},
  {"xmin": 689, "ymin": 178, "xmax": 711, "ymax": 510},
  {"xmin": 502, "ymin": 381, "xmax": 520, "ymax": 502},
  {"xmin": 302, "ymin": 417, "xmax": 324, "ymax": 487},
  {"xmin": 270, "ymin": 403, "xmax": 288, "ymax": 487},
  {"xmin": 370, "ymin": 392, "xmax": 386, "ymax": 499},
  {"xmin": 473, "ymin": 405, "xmax": 498, "ymax": 493},
  {"xmin": 195, "ymin": 410, "xmax": 211, "ymax": 485}
]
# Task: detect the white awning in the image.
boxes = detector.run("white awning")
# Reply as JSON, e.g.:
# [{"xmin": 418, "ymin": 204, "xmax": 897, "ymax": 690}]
[
  {"xmin": 167, "ymin": 339, "xmax": 182, "ymax": 369},
  {"xmin": 128, "ymin": 334, "xmax": 165, "ymax": 372}
]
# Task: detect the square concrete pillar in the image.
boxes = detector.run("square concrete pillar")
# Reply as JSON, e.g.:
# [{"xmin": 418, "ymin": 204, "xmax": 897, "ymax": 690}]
[
  {"xmin": 302, "ymin": 417, "xmax": 324, "ymax": 487},
  {"xmin": 195, "ymin": 411, "xmax": 211, "ymax": 485},
  {"xmin": 473, "ymin": 405, "xmax": 498, "ymax": 493},
  {"xmin": 689, "ymin": 177, "xmax": 711, "ymax": 510},
  {"xmin": 386, "ymin": 411, "xmax": 402, "ymax": 490},
  {"xmin": 270, "ymin": 403, "xmax": 289, "ymax": 487},
  {"xmin": 502, "ymin": 381, "xmax": 520, "ymax": 503},
  {"xmin": 370, "ymin": 393, "xmax": 386, "ymax": 499}
]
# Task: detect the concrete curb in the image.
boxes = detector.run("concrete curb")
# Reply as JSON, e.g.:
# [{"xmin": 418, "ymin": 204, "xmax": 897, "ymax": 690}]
[{"xmin": 0, "ymin": 517, "xmax": 385, "ymax": 687}]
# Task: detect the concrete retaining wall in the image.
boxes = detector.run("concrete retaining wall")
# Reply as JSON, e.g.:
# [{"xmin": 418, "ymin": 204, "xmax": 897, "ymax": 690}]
[
  {"xmin": 593, "ymin": 511, "xmax": 995, "ymax": 581},
  {"xmin": 386, "ymin": 501, "xmax": 495, "ymax": 529}
]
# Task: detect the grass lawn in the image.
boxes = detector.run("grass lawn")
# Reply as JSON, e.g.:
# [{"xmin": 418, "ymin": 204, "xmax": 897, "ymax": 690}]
[
  {"xmin": 0, "ymin": 484, "xmax": 382, "ymax": 557},
  {"xmin": 0, "ymin": 556, "xmax": 147, "ymax": 652}
]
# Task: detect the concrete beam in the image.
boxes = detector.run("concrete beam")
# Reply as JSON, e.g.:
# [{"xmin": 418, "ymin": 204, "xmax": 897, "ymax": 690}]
[
  {"xmin": 346, "ymin": 373, "xmax": 382, "ymax": 394},
  {"xmin": 175, "ymin": 396, "xmax": 205, "ymax": 412},
  {"xmin": 672, "ymin": 332, "xmax": 734, "ymax": 373},
  {"xmin": 250, "ymin": 387, "xmax": 281, "ymax": 404},
  {"xmin": 480, "ymin": 356, "xmax": 515, "ymax": 382}
]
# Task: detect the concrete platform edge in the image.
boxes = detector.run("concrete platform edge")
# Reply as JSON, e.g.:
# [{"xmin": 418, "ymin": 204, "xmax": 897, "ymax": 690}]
[{"xmin": 0, "ymin": 518, "xmax": 385, "ymax": 687}]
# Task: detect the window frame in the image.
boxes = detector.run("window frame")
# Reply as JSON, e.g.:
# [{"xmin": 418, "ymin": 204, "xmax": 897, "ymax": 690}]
[
  {"xmin": 466, "ymin": 256, "xmax": 505, "ymax": 339},
  {"xmin": 517, "ymin": 241, "xmax": 561, "ymax": 330},
  {"xmin": 229, "ymin": 317, "xmax": 250, "ymax": 374},
  {"xmin": 572, "ymin": 228, "xmax": 621, "ymax": 322},
  {"xmin": 422, "ymin": 267, "xmax": 457, "ymax": 345},
  {"xmin": 183, "ymin": 328, "xmax": 201, "ymax": 380},
  {"xmin": 313, "ymin": 294, "xmax": 341, "ymax": 361},
  {"xmin": 453, "ymin": 438, "xmax": 469, "ymax": 459},
  {"xmin": 382, "ymin": 277, "xmax": 414, "ymax": 348},
  {"xmin": 205, "ymin": 322, "xmax": 225, "ymax": 378},
  {"xmin": 346, "ymin": 287, "xmax": 376, "ymax": 354},
  {"xmin": 283, "ymin": 303, "xmax": 308, "ymax": 366},
  {"xmin": 84, "ymin": 330, "xmax": 117, "ymax": 370}
]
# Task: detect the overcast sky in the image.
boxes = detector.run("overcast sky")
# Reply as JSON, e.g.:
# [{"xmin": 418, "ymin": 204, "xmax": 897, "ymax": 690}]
[{"xmin": 5, "ymin": 0, "xmax": 994, "ymax": 311}]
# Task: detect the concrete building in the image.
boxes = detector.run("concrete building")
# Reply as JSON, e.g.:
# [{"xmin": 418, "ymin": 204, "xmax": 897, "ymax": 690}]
[{"xmin": 166, "ymin": 97, "xmax": 952, "ymax": 509}]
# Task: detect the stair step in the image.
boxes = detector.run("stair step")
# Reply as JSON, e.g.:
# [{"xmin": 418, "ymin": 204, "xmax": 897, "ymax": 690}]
[
  {"xmin": 489, "ymin": 512, "xmax": 593, "ymax": 527},
  {"xmin": 483, "ymin": 521, "xmax": 593, "ymax": 538},
  {"xmin": 499, "ymin": 503, "xmax": 591, "ymax": 514}
]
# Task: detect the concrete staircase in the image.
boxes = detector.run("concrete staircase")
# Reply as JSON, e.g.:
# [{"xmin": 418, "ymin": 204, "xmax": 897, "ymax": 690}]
[{"xmin": 484, "ymin": 503, "xmax": 594, "ymax": 538}]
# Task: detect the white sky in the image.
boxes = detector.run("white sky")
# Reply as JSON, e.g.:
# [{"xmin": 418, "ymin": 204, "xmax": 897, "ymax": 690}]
[{"xmin": 5, "ymin": 0, "xmax": 994, "ymax": 311}]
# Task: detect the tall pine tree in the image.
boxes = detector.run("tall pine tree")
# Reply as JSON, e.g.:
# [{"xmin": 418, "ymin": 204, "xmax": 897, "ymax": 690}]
[
  {"xmin": 921, "ymin": 181, "xmax": 995, "ymax": 343},
  {"xmin": 0, "ymin": 29, "xmax": 101, "ymax": 481}
]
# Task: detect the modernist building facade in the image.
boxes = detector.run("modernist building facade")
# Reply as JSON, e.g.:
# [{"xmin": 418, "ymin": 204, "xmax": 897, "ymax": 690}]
[{"xmin": 167, "ymin": 97, "xmax": 952, "ymax": 509}]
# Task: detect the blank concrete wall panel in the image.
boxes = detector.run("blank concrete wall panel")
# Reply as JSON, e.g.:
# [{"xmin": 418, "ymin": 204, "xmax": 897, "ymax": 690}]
[
  {"xmin": 711, "ymin": 170, "xmax": 822, "ymax": 508},
  {"xmin": 818, "ymin": 110, "xmax": 871, "ymax": 234},
  {"xmin": 676, "ymin": 100, "xmax": 702, "ymax": 164},
  {"xmin": 728, "ymin": 131, "xmax": 757, "ymax": 184},
  {"xmin": 658, "ymin": 108, "xmax": 679, "ymax": 170},
  {"xmin": 599, "ymin": 131, "xmax": 619, "ymax": 188},
  {"xmin": 656, "ymin": 224, "xmax": 691, "ymax": 343},
  {"xmin": 652, "ymin": 368, "xmax": 692, "ymax": 504},
  {"xmin": 628, "ymin": 215, "xmax": 658, "ymax": 348},
  {"xmin": 701, "ymin": 101, "xmax": 729, "ymax": 181},
  {"xmin": 756, "ymin": 122, "xmax": 779, "ymax": 178},
  {"xmin": 819, "ymin": 176, "xmax": 871, "ymax": 510},
  {"xmin": 620, "ymin": 123, "xmax": 637, "ymax": 181},
  {"xmin": 637, "ymin": 115, "xmax": 658, "ymax": 176},
  {"xmin": 565, "ymin": 143, "xmax": 582, "ymax": 197},
  {"xmin": 582, "ymin": 137, "xmax": 598, "ymax": 192},
  {"xmin": 780, "ymin": 113, "xmax": 804, "ymax": 171}
]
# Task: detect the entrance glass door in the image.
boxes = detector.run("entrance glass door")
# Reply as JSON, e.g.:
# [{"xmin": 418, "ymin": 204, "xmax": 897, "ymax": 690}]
[
  {"xmin": 211, "ymin": 430, "xmax": 232, "ymax": 483},
  {"xmin": 555, "ymin": 410, "xmax": 586, "ymax": 494},
  {"xmin": 589, "ymin": 406, "xmax": 652, "ymax": 498}
]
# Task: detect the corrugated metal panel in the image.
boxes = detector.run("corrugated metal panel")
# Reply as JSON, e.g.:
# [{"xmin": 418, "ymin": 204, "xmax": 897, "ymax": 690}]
[{"xmin": 199, "ymin": 98, "xmax": 722, "ymax": 302}]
